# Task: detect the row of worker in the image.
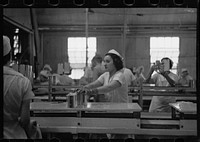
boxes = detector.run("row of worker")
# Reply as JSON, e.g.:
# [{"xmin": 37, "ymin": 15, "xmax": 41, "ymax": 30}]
[{"xmin": 3, "ymin": 35, "xmax": 194, "ymax": 139}]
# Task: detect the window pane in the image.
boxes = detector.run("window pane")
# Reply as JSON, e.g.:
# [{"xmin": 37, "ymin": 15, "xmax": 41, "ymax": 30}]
[
  {"xmin": 68, "ymin": 37, "xmax": 96, "ymax": 79},
  {"xmin": 150, "ymin": 37, "xmax": 180, "ymax": 73},
  {"xmin": 69, "ymin": 69, "xmax": 84, "ymax": 79}
]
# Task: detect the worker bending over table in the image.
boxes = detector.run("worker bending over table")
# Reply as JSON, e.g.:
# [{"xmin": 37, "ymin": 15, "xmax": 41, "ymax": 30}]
[
  {"xmin": 145, "ymin": 57, "xmax": 179, "ymax": 112},
  {"xmin": 78, "ymin": 49, "xmax": 130, "ymax": 139}
]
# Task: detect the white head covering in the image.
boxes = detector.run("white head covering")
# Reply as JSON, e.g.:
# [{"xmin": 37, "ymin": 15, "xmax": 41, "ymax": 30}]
[
  {"xmin": 107, "ymin": 49, "xmax": 123, "ymax": 60},
  {"xmin": 181, "ymin": 68, "xmax": 188, "ymax": 73},
  {"xmin": 43, "ymin": 64, "xmax": 52, "ymax": 71},
  {"xmin": 3, "ymin": 36, "xmax": 11, "ymax": 56},
  {"xmin": 40, "ymin": 70, "xmax": 49, "ymax": 78}
]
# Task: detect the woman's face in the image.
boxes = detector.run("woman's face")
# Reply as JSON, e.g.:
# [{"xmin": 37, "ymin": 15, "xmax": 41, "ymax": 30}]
[{"xmin": 103, "ymin": 55, "xmax": 116, "ymax": 72}]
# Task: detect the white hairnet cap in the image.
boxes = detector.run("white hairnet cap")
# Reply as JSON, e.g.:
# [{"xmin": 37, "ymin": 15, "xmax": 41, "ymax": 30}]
[
  {"xmin": 3, "ymin": 36, "xmax": 11, "ymax": 56},
  {"xmin": 40, "ymin": 70, "xmax": 49, "ymax": 78},
  {"xmin": 43, "ymin": 64, "xmax": 52, "ymax": 71},
  {"xmin": 181, "ymin": 68, "xmax": 188, "ymax": 73},
  {"xmin": 107, "ymin": 49, "xmax": 123, "ymax": 60}
]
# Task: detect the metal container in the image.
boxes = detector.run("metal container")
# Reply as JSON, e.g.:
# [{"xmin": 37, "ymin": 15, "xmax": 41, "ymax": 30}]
[
  {"xmin": 77, "ymin": 92, "xmax": 85, "ymax": 106},
  {"xmin": 67, "ymin": 92, "xmax": 77, "ymax": 108},
  {"xmin": 52, "ymin": 75, "xmax": 56, "ymax": 85},
  {"xmin": 189, "ymin": 80, "xmax": 194, "ymax": 88}
]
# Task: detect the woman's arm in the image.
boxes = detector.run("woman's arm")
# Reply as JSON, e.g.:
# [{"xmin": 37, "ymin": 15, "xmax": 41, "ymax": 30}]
[
  {"xmin": 161, "ymin": 71, "xmax": 176, "ymax": 87},
  {"xmin": 82, "ymin": 80, "xmax": 121, "ymax": 96},
  {"xmin": 145, "ymin": 65, "xmax": 155, "ymax": 83},
  {"xmin": 84, "ymin": 79, "xmax": 102, "ymax": 89},
  {"xmin": 97, "ymin": 80, "xmax": 121, "ymax": 94}
]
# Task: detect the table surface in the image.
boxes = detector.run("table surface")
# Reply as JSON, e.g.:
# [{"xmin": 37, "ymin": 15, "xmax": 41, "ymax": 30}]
[
  {"xmin": 169, "ymin": 101, "xmax": 196, "ymax": 114},
  {"xmin": 30, "ymin": 102, "xmax": 142, "ymax": 112}
]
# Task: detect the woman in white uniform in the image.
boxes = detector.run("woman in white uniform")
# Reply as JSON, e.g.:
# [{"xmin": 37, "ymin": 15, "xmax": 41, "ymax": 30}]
[
  {"xmin": 3, "ymin": 36, "xmax": 36, "ymax": 139},
  {"xmin": 145, "ymin": 57, "xmax": 178, "ymax": 112},
  {"xmin": 80, "ymin": 49, "xmax": 128, "ymax": 103},
  {"xmin": 79, "ymin": 49, "xmax": 129, "ymax": 139}
]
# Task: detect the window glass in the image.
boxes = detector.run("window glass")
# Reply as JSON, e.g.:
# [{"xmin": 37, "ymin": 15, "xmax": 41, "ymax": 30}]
[
  {"xmin": 68, "ymin": 37, "xmax": 96, "ymax": 79},
  {"xmin": 150, "ymin": 37, "xmax": 179, "ymax": 74}
]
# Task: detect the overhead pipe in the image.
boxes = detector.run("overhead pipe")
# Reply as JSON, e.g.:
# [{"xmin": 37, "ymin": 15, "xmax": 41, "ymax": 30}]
[
  {"xmin": 85, "ymin": 8, "xmax": 89, "ymax": 67},
  {"xmin": 30, "ymin": 8, "xmax": 41, "ymax": 77},
  {"xmin": 122, "ymin": 8, "xmax": 127, "ymax": 66}
]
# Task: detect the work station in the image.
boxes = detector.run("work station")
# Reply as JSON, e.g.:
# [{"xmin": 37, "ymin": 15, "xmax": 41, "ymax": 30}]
[{"xmin": 2, "ymin": 0, "xmax": 199, "ymax": 141}]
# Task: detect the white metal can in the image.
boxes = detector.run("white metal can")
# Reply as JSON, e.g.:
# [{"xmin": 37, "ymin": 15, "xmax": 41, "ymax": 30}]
[{"xmin": 67, "ymin": 92, "xmax": 77, "ymax": 108}]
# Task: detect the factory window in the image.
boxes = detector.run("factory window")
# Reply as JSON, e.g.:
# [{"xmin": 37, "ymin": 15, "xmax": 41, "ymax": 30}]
[
  {"xmin": 150, "ymin": 37, "xmax": 180, "ymax": 74},
  {"xmin": 13, "ymin": 28, "xmax": 21, "ymax": 61},
  {"xmin": 68, "ymin": 37, "xmax": 96, "ymax": 79}
]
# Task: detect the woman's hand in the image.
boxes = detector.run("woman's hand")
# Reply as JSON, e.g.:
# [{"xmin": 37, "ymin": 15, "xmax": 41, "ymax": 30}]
[
  {"xmin": 77, "ymin": 87, "xmax": 98, "ymax": 96},
  {"xmin": 150, "ymin": 64, "xmax": 157, "ymax": 72},
  {"xmin": 158, "ymin": 63, "xmax": 165, "ymax": 74}
]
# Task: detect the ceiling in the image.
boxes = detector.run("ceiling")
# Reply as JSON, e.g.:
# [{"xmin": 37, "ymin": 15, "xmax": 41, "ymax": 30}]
[
  {"xmin": 34, "ymin": 8, "xmax": 197, "ymax": 33},
  {"xmin": 35, "ymin": 8, "xmax": 197, "ymax": 25}
]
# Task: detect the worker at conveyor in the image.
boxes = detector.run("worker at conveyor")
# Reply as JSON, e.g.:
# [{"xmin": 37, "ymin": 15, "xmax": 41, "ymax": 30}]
[
  {"xmin": 3, "ymin": 36, "xmax": 41, "ymax": 139},
  {"xmin": 35, "ymin": 65, "xmax": 74, "ymax": 86},
  {"xmin": 134, "ymin": 66, "xmax": 146, "ymax": 86},
  {"xmin": 35, "ymin": 64, "xmax": 52, "ymax": 85},
  {"xmin": 79, "ymin": 49, "xmax": 128, "ymax": 103},
  {"xmin": 91, "ymin": 54, "xmax": 106, "ymax": 82},
  {"xmin": 79, "ymin": 66, "xmax": 93, "ymax": 85},
  {"xmin": 79, "ymin": 54, "xmax": 105, "ymax": 86},
  {"xmin": 90, "ymin": 54, "xmax": 106, "ymax": 102},
  {"xmin": 78, "ymin": 49, "xmax": 129, "ymax": 139},
  {"xmin": 145, "ymin": 57, "xmax": 179, "ymax": 112},
  {"xmin": 177, "ymin": 68, "xmax": 194, "ymax": 87}
]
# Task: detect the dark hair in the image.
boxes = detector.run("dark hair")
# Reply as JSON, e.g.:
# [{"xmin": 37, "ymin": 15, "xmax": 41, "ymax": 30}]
[
  {"xmin": 161, "ymin": 57, "xmax": 173, "ymax": 69},
  {"xmin": 3, "ymin": 52, "xmax": 11, "ymax": 65},
  {"xmin": 105, "ymin": 53, "xmax": 123, "ymax": 71},
  {"xmin": 92, "ymin": 54, "xmax": 103, "ymax": 63}
]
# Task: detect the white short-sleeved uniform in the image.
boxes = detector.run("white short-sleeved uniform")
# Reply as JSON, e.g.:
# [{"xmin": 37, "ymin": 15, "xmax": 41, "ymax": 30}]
[
  {"xmin": 4, "ymin": 66, "xmax": 35, "ymax": 139},
  {"xmin": 149, "ymin": 72, "xmax": 178, "ymax": 112},
  {"xmin": 122, "ymin": 68, "xmax": 136, "ymax": 86},
  {"xmin": 97, "ymin": 70, "xmax": 128, "ymax": 103}
]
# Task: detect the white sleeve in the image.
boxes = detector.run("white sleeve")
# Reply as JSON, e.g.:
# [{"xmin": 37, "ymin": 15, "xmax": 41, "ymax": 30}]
[{"xmin": 112, "ymin": 72, "xmax": 126, "ymax": 86}]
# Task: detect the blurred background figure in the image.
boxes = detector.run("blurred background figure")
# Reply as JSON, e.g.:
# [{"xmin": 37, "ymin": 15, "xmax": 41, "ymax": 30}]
[
  {"xmin": 52, "ymin": 69, "xmax": 75, "ymax": 86},
  {"xmin": 177, "ymin": 68, "xmax": 194, "ymax": 87},
  {"xmin": 134, "ymin": 66, "xmax": 146, "ymax": 87},
  {"xmin": 79, "ymin": 66, "xmax": 93, "ymax": 85},
  {"xmin": 35, "ymin": 70, "xmax": 50, "ymax": 85},
  {"xmin": 91, "ymin": 54, "xmax": 105, "ymax": 82},
  {"xmin": 91, "ymin": 54, "xmax": 106, "ymax": 102},
  {"xmin": 43, "ymin": 64, "xmax": 52, "ymax": 74}
]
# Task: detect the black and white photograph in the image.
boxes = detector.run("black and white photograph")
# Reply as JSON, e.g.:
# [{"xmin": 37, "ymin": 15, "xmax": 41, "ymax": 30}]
[{"xmin": 2, "ymin": 0, "xmax": 199, "ymax": 141}]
